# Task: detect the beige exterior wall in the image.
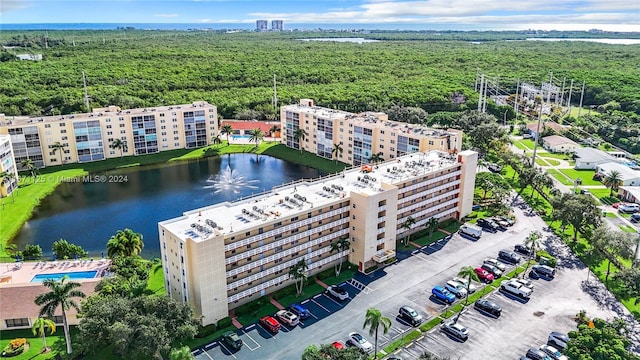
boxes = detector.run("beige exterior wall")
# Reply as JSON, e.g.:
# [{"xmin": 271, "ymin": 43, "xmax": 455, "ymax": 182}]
[
  {"xmin": 0, "ymin": 135, "xmax": 19, "ymax": 197},
  {"xmin": 0, "ymin": 102, "xmax": 218, "ymax": 168},
  {"xmin": 457, "ymin": 150, "xmax": 478, "ymax": 219}
]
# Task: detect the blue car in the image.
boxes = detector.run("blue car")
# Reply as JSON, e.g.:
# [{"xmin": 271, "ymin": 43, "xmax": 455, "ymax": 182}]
[
  {"xmin": 288, "ymin": 303, "xmax": 311, "ymax": 320},
  {"xmin": 432, "ymin": 286, "xmax": 456, "ymax": 304}
]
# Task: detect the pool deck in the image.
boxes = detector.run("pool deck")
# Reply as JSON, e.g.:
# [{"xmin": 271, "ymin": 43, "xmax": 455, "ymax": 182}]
[{"xmin": 0, "ymin": 259, "xmax": 111, "ymax": 285}]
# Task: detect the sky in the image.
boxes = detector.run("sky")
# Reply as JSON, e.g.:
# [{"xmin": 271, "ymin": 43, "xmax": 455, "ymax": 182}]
[{"xmin": 1, "ymin": 0, "xmax": 639, "ymax": 31}]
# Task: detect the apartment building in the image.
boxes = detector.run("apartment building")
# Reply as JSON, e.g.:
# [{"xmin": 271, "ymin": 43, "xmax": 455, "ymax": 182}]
[
  {"xmin": 0, "ymin": 134, "xmax": 19, "ymax": 197},
  {"xmin": 159, "ymin": 149, "xmax": 477, "ymax": 326},
  {"xmin": 0, "ymin": 102, "xmax": 218, "ymax": 169},
  {"xmin": 271, "ymin": 20, "xmax": 284, "ymax": 31},
  {"xmin": 256, "ymin": 20, "xmax": 268, "ymax": 32},
  {"xmin": 281, "ymin": 99, "xmax": 463, "ymax": 167}
]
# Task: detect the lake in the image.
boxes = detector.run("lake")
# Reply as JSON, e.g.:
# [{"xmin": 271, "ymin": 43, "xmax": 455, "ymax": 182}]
[{"xmin": 13, "ymin": 154, "xmax": 321, "ymax": 259}]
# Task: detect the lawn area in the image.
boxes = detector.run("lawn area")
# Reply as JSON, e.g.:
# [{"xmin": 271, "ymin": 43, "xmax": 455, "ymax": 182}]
[
  {"xmin": 618, "ymin": 225, "xmax": 637, "ymax": 233},
  {"xmin": 262, "ymin": 144, "xmax": 348, "ymax": 174},
  {"xmin": 547, "ymin": 169, "xmax": 574, "ymax": 186},
  {"xmin": 587, "ymin": 188, "xmax": 620, "ymax": 205},
  {"xmin": 538, "ymin": 152, "xmax": 572, "ymax": 160},
  {"xmin": 535, "ymin": 157, "xmax": 561, "ymax": 167},
  {"xmin": 512, "ymin": 141, "xmax": 528, "ymax": 151},
  {"xmin": 0, "ymin": 327, "xmax": 70, "ymax": 360},
  {"xmin": 558, "ymin": 169, "xmax": 601, "ymax": 186},
  {"xmin": 512, "ymin": 139, "xmax": 535, "ymax": 151},
  {"xmin": 411, "ymin": 230, "xmax": 448, "ymax": 247},
  {"xmin": 145, "ymin": 262, "xmax": 166, "ymax": 295}
]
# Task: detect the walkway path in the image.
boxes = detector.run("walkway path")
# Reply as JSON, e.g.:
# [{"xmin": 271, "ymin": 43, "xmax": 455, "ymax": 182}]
[
  {"xmin": 269, "ymin": 295, "xmax": 285, "ymax": 310},
  {"xmin": 229, "ymin": 310, "xmax": 243, "ymax": 329}
]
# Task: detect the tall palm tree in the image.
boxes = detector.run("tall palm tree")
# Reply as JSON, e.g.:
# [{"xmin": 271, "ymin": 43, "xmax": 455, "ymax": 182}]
[
  {"xmin": 425, "ymin": 217, "xmax": 439, "ymax": 237},
  {"xmin": 332, "ymin": 143, "xmax": 343, "ymax": 164},
  {"xmin": 34, "ymin": 276, "xmax": 86, "ymax": 354},
  {"xmin": 220, "ymin": 124, "xmax": 233, "ymax": 145},
  {"xmin": 31, "ymin": 317, "xmax": 56, "ymax": 352},
  {"xmin": 330, "ymin": 237, "xmax": 351, "ymax": 276},
  {"xmin": 602, "ymin": 170, "xmax": 623, "ymax": 197},
  {"xmin": 456, "ymin": 266, "xmax": 479, "ymax": 321},
  {"xmin": 401, "ymin": 216, "xmax": 416, "ymax": 246},
  {"xmin": 211, "ymin": 134, "xmax": 222, "ymax": 146},
  {"xmin": 21, "ymin": 158, "xmax": 38, "ymax": 178},
  {"xmin": 106, "ymin": 228, "xmax": 144, "ymax": 258},
  {"xmin": 293, "ymin": 128, "xmax": 308, "ymax": 153},
  {"xmin": 362, "ymin": 308, "xmax": 391, "ymax": 359},
  {"xmin": 269, "ymin": 125, "xmax": 280, "ymax": 138},
  {"xmin": 521, "ymin": 230, "xmax": 542, "ymax": 278},
  {"xmin": 248, "ymin": 128, "xmax": 264, "ymax": 148},
  {"xmin": 51, "ymin": 142, "xmax": 67, "ymax": 165},
  {"xmin": 289, "ymin": 259, "xmax": 308, "ymax": 296},
  {"xmin": 369, "ymin": 152, "xmax": 384, "ymax": 165},
  {"xmin": 111, "ymin": 138, "xmax": 127, "ymax": 158}
]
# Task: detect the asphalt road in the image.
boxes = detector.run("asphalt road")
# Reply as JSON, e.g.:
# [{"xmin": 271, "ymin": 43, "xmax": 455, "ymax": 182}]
[{"xmin": 194, "ymin": 206, "xmax": 632, "ymax": 360}]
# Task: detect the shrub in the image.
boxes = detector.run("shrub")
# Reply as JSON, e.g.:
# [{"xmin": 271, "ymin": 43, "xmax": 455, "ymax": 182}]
[
  {"xmin": 2, "ymin": 338, "xmax": 27, "ymax": 357},
  {"xmin": 536, "ymin": 250, "xmax": 558, "ymax": 267},
  {"xmin": 234, "ymin": 297, "xmax": 269, "ymax": 317},
  {"xmin": 217, "ymin": 317, "xmax": 233, "ymax": 329},
  {"xmin": 196, "ymin": 324, "xmax": 217, "ymax": 338},
  {"xmin": 22, "ymin": 244, "xmax": 43, "ymax": 260}
]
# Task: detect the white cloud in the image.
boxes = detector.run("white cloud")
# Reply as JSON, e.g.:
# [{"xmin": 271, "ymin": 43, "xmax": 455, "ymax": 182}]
[
  {"xmin": 0, "ymin": 0, "xmax": 31, "ymax": 14},
  {"xmin": 154, "ymin": 13, "xmax": 179, "ymax": 18}
]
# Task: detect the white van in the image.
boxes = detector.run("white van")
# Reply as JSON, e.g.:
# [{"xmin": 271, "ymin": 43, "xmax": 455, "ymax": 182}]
[{"xmin": 459, "ymin": 223, "xmax": 482, "ymax": 239}]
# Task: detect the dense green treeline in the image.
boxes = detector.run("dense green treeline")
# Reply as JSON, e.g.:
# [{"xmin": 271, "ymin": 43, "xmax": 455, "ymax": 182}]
[{"xmin": 1, "ymin": 30, "xmax": 639, "ymax": 118}]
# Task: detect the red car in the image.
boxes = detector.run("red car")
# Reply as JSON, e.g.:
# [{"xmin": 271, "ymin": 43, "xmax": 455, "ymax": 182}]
[
  {"xmin": 474, "ymin": 267, "xmax": 495, "ymax": 283},
  {"xmin": 259, "ymin": 315, "xmax": 282, "ymax": 334},
  {"xmin": 612, "ymin": 202, "xmax": 627, "ymax": 209},
  {"xmin": 332, "ymin": 341, "xmax": 345, "ymax": 350}
]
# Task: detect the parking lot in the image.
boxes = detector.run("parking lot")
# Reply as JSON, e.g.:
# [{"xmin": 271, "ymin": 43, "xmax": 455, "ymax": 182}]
[{"xmin": 193, "ymin": 206, "xmax": 625, "ymax": 360}]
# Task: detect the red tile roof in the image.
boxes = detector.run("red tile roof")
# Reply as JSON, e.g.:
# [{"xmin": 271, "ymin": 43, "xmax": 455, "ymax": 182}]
[{"xmin": 221, "ymin": 120, "xmax": 280, "ymax": 134}]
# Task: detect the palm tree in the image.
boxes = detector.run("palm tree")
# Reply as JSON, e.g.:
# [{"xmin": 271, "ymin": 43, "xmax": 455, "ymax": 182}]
[
  {"xmin": 106, "ymin": 228, "xmax": 144, "ymax": 258},
  {"xmin": 425, "ymin": 217, "xmax": 439, "ymax": 237},
  {"xmin": 220, "ymin": 124, "xmax": 233, "ymax": 145},
  {"xmin": 269, "ymin": 125, "xmax": 280, "ymax": 138},
  {"xmin": 289, "ymin": 259, "xmax": 308, "ymax": 296},
  {"xmin": 521, "ymin": 230, "xmax": 542, "ymax": 278},
  {"xmin": 401, "ymin": 216, "xmax": 416, "ymax": 246},
  {"xmin": 456, "ymin": 266, "xmax": 479, "ymax": 311},
  {"xmin": 362, "ymin": 308, "xmax": 391, "ymax": 359},
  {"xmin": 369, "ymin": 152, "xmax": 384, "ymax": 165},
  {"xmin": 211, "ymin": 134, "xmax": 222, "ymax": 146},
  {"xmin": 602, "ymin": 170, "xmax": 623, "ymax": 197},
  {"xmin": 31, "ymin": 317, "xmax": 56, "ymax": 353},
  {"xmin": 332, "ymin": 143, "xmax": 343, "ymax": 164},
  {"xmin": 51, "ymin": 142, "xmax": 67, "ymax": 165},
  {"xmin": 330, "ymin": 237, "xmax": 351, "ymax": 276},
  {"xmin": 110, "ymin": 138, "xmax": 127, "ymax": 158},
  {"xmin": 21, "ymin": 158, "xmax": 38, "ymax": 178},
  {"xmin": 34, "ymin": 276, "xmax": 86, "ymax": 354},
  {"xmin": 248, "ymin": 128, "xmax": 264, "ymax": 148},
  {"xmin": 293, "ymin": 128, "xmax": 308, "ymax": 153}
]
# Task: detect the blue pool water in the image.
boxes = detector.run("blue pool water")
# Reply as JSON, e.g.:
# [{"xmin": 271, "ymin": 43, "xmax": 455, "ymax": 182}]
[
  {"xmin": 231, "ymin": 135, "xmax": 252, "ymax": 140},
  {"xmin": 31, "ymin": 271, "xmax": 98, "ymax": 283}
]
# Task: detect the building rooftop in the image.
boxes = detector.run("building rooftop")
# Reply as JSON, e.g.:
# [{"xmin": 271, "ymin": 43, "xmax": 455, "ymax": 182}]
[
  {"xmin": 160, "ymin": 150, "xmax": 461, "ymax": 241},
  {"xmin": 0, "ymin": 259, "xmax": 111, "ymax": 285},
  {"xmin": 596, "ymin": 162, "xmax": 640, "ymax": 181},
  {"xmin": 575, "ymin": 147, "xmax": 618, "ymax": 163},
  {"xmin": 542, "ymin": 135, "xmax": 579, "ymax": 147},
  {"xmin": 620, "ymin": 186, "xmax": 640, "ymax": 201},
  {"xmin": 0, "ymin": 101, "xmax": 214, "ymax": 127}
]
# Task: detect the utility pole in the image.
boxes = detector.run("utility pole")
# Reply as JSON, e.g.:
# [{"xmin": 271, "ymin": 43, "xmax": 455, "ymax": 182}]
[
  {"xmin": 567, "ymin": 79, "xmax": 574, "ymax": 115},
  {"xmin": 531, "ymin": 82, "xmax": 544, "ymax": 167},
  {"xmin": 514, "ymin": 79, "xmax": 520, "ymax": 113},
  {"xmin": 477, "ymin": 74, "xmax": 484, "ymax": 112},
  {"xmin": 82, "ymin": 72, "xmax": 90, "ymax": 112},
  {"xmin": 44, "ymin": 31, "xmax": 48, "ymax": 49},
  {"xmin": 474, "ymin": 69, "xmax": 479, "ymax": 92},
  {"xmin": 272, "ymin": 74, "xmax": 278, "ymax": 120},
  {"xmin": 577, "ymin": 81, "xmax": 586, "ymax": 118},
  {"xmin": 559, "ymin": 77, "xmax": 566, "ymax": 106},
  {"xmin": 482, "ymin": 79, "xmax": 488, "ymax": 113}
]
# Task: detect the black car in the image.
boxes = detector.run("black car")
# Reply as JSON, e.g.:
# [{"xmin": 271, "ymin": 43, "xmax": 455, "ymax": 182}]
[
  {"xmin": 490, "ymin": 218, "xmax": 509, "ymax": 231},
  {"xmin": 496, "ymin": 216, "xmax": 515, "ymax": 226},
  {"xmin": 514, "ymin": 244, "xmax": 532, "ymax": 256},
  {"xmin": 476, "ymin": 218, "xmax": 499, "ymax": 233},
  {"xmin": 526, "ymin": 348, "xmax": 550, "ymax": 360},
  {"xmin": 474, "ymin": 299, "xmax": 502, "ymax": 317},
  {"xmin": 398, "ymin": 305, "xmax": 423, "ymax": 326}
]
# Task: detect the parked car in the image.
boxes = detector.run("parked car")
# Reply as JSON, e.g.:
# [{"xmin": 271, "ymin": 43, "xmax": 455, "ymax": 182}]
[
  {"xmin": 332, "ymin": 341, "xmax": 346, "ymax": 350},
  {"xmin": 432, "ymin": 285, "xmax": 456, "ymax": 304},
  {"xmin": 612, "ymin": 202, "xmax": 627, "ymax": 209},
  {"xmin": 540, "ymin": 345, "xmax": 568, "ymax": 360},
  {"xmin": 445, "ymin": 280, "xmax": 468, "ymax": 298},
  {"xmin": 496, "ymin": 216, "xmax": 515, "ymax": 226},
  {"xmin": 512, "ymin": 277, "xmax": 535, "ymax": 290},
  {"xmin": 631, "ymin": 213, "xmax": 640, "ymax": 223},
  {"xmin": 441, "ymin": 321, "xmax": 469, "ymax": 341},
  {"xmin": 619, "ymin": 203, "xmax": 640, "ymax": 213},
  {"xmin": 500, "ymin": 279, "xmax": 533, "ymax": 299},
  {"xmin": 275, "ymin": 310, "xmax": 299, "ymax": 327},
  {"xmin": 499, "ymin": 249, "xmax": 522, "ymax": 264},
  {"xmin": 474, "ymin": 267, "xmax": 495, "ymax": 283},
  {"xmin": 474, "ymin": 299, "xmax": 502, "ymax": 317},
  {"xmin": 481, "ymin": 263, "xmax": 503, "ymax": 278},
  {"xmin": 399, "ymin": 306, "xmax": 423, "ymax": 326},
  {"xmin": 488, "ymin": 163, "xmax": 503, "ymax": 173},
  {"xmin": 477, "ymin": 218, "xmax": 499, "ymax": 233},
  {"xmin": 222, "ymin": 331, "xmax": 243, "ymax": 350},
  {"xmin": 547, "ymin": 332, "xmax": 569, "ymax": 351},
  {"xmin": 526, "ymin": 348, "xmax": 552, "ymax": 360},
  {"xmin": 515, "ymin": 244, "xmax": 532, "ymax": 256},
  {"xmin": 531, "ymin": 264, "xmax": 556, "ymax": 279},
  {"xmin": 326, "ymin": 285, "xmax": 349, "ymax": 301},
  {"xmin": 491, "ymin": 217, "xmax": 509, "ymax": 230},
  {"xmin": 288, "ymin": 303, "xmax": 311, "ymax": 320},
  {"xmin": 452, "ymin": 276, "xmax": 478, "ymax": 293},
  {"xmin": 523, "ymin": 133, "xmax": 532, "ymax": 139},
  {"xmin": 459, "ymin": 223, "xmax": 482, "ymax": 238},
  {"xmin": 483, "ymin": 258, "xmax": 507, "ymax": 272},
  {"xmin": 348, "ymin": 332, "xmax": 373, "ymax": 353},
  {"xmin": 259, "ymin": 315, "xmax": 282, "ymax": 333}
]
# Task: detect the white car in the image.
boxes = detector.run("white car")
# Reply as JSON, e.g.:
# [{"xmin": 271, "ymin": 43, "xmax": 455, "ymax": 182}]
[
  {"xmin": 275, "ymin": 310, "xmax": 299, "ymax": 327},
  {"xmin": 512, "ymin": 277, "xmax": 535, "ymax": 290},
  {"xmin": 540, "ymin": 344, "xmax": 568, "ymax": 360},
  {"xmin": 619, "ymin": 203, "xmax": 640, "ymax": 213},
  {"xmin": 500, "ymin": 279, "xmax": 533, "ymax": 299},
  {"xmin": 483, "ymin": 258, "xmax": 507, "ymax": 272},
  {"xmin": 445, "ymin": 280, "xmax": 468, "ymax": 298},
  {"xmin": 441, "ymin": 321, "xmax": 469, "ymax": 340},
  {"xmin": 452, "ymin": 277, "xmax": 478, "ymax": 293},
  {"xmin": 326, "ymin": 285, "xmax": 349, "ymax": 301},
  {"xmin": 348, "ymin": 332, "xmax": 373, "ymax": 353}
]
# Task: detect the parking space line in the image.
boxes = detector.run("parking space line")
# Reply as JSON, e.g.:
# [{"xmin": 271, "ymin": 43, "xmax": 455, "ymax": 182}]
[
  {"xmin": 200, "ymin": 351, "xmax": 214, "ymax": 360},
  {"xmin": 204, "ymin": 342, "xmax": 217, "ymax": 351},
  {"xmin": 311, "ymin": 298, "xmax": 331, "ymax": 313},
  {"xmin": 413, "ymin": 252, "xmax": 431, "ymax": 262},
  {"xmin": 241, "ymin": 329, "xmax": 261, "ymax": 351},
  {"xmin": 218, "ymin": 342, "xmax": 237, "ymax": 359},
  {"xmin": 301, "ymin": 299, "xmax": 309, "ymax": 304},
  {"xmin": 426, "ymin": 333, "xmax": 458, "ymax": 353},
  {"xmin": 322, "ymin": 293, "xmax": 345, "ymax": 307}
]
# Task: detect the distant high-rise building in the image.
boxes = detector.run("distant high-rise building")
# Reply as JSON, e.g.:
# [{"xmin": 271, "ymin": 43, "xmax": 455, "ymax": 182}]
[
  {"xmin": 271, "ymin": 20, "xmax": 283, "ymax": 31},
  {"xmin": 256, "ymin": 20, "xmax": 268, "ymax": 32}
]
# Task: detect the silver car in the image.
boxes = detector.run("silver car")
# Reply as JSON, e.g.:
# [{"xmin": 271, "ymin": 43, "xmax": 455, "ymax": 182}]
[{"xmin": 445, "ymin": 280, "xmax": 468, "ymax": 298}]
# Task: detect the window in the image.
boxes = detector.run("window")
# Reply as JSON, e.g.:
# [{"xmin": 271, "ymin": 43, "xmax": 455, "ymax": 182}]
[
  {"xmin": 45, "ymin": 124, "xmax": 51, "ymax": 128},
  {"xmin": 5, "ymin": 318, "xmax": 29, "ymax": 328}
]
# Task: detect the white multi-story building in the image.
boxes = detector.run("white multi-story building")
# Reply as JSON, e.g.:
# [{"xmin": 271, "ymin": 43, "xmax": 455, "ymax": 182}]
[
  {"xmin": 0, "ymin": 134, "xmax": 18, "ymax": 197},
  {"xmin": 159, "ymin": 149, "xmax": 477, "ymax": 326}
]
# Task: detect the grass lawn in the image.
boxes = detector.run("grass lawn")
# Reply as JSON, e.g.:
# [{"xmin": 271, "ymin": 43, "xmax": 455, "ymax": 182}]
[
  {"xmin": 587, "ymin": 188, "xmax": 619, "ymax": 205},
  {"xmin": 618, "ymin": 225, "xmax": 637, "ymax": 233},
  {"xmin": 412, "ymin": 230, "xmax": 447, "ymax": 247},
  {"xmin": 538, "ymin": 152, "xmax": 571, "ymax": 160},
  {"xmin": 535, "ymin": 158, "xmax": 551, "ymax": 166},
  {"xmin": 547, "ymin": 169, "xmax": 574, "ymax": 186},
  {"xmin": 0, "ymin": 327, "xmax": 71, "ymax": 360},
  {"xmin": 145, "ymin": 263, "xmax": 165, "ymax": 295},
  {"xmin": 262, "ymin": 145, "xmax": 347, "ymax": 174},
  {"xmin": 512, "ymin": 141, "xmax": 528, "ymax": 151},
  {"xmin": 558, "ymin": 169, "xmax": 601, "ymax": 186},
  {"xmin": 544, "ymin": 159, "xmax": 561, "ymax": 166}
]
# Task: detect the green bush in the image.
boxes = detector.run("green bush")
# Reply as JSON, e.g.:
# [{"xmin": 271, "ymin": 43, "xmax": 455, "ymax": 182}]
[
  {"xmin": 196, "ymin": 323, "xmax": 217, "ymax": 338},
  {"xmin": 536, "ymin": 250, "xmax": 558, "ymax": 267},
  {"xmin": 234, "ymin": 297, "xmax": 270, "ymax": 317},
  {"xmin": 217, "ymin": 317, "xmax": 232, "ymax": 329}
]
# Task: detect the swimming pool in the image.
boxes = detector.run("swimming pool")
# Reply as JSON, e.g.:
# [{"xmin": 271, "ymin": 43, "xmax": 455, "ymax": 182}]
[
  {"xmin": 231, "ymin": 135, "xmax": 252, "ymax": 140},
  {"xmin": 31, "ymin": 271, "xmax": 98, "ymax": 283}
]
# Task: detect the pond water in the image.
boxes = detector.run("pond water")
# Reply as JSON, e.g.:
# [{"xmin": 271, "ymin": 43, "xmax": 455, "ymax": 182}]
[{"xmin": 13, "ymin": 154, "xmax": 321, "ymax": 259}]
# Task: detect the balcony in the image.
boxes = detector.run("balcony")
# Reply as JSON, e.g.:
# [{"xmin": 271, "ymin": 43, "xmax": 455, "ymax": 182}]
[{"xmin": 372, "ymin": 249, "xmax": 396, "ymax": 263}]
